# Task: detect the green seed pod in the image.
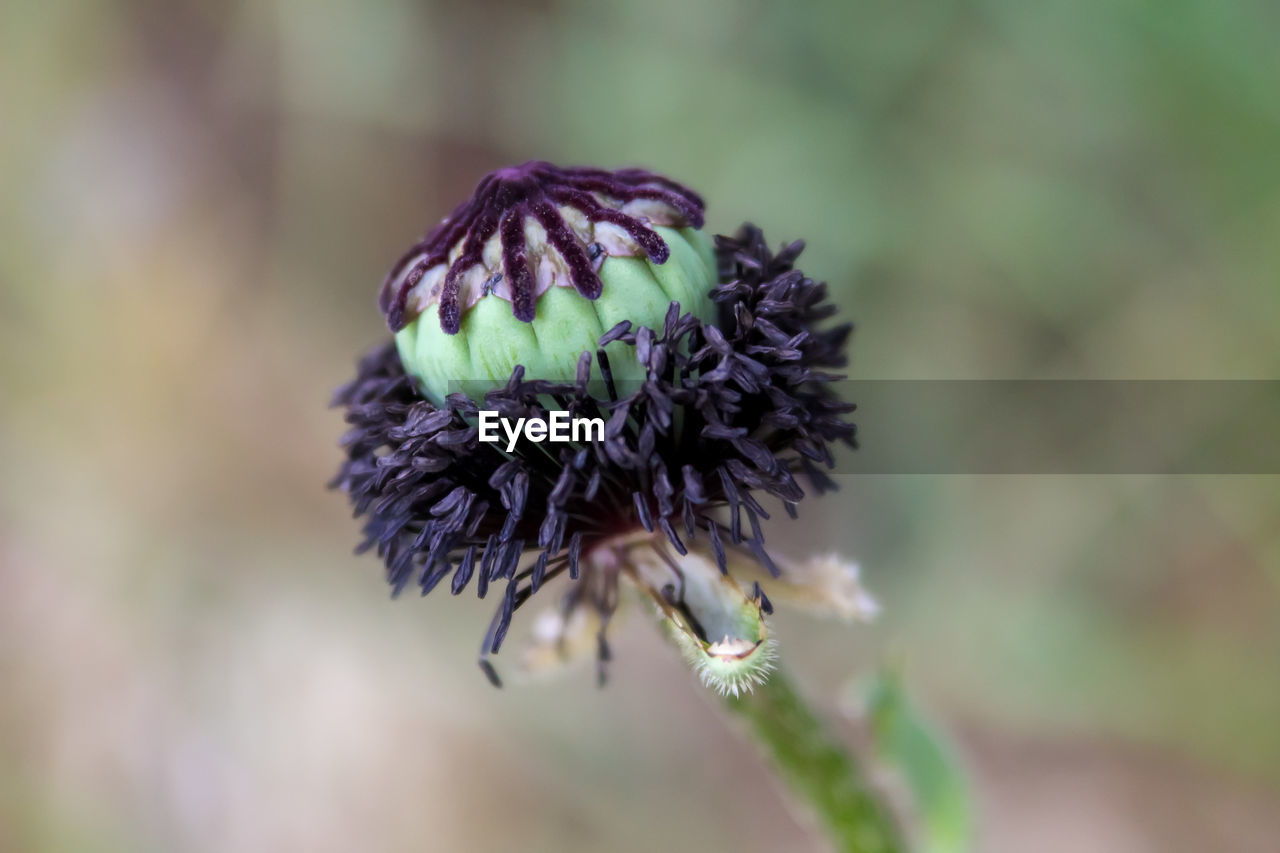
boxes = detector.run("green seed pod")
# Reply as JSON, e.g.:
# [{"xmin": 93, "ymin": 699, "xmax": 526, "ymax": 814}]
[
  {"xmin": 378, "ymin": 162, "xmax": 716, "ymax": 403},
  {"xmin": 393, "ymin": 226, "xmax": 716, "ymax": 402}
]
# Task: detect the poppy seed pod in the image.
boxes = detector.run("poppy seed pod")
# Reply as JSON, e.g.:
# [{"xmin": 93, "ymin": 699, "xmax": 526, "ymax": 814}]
[
  {"xmin": 380, "ymin": 161, "xmax": 717, "ymax": 402},
  {"xmin": 333, "ymin": 162, "xmax": 875, "ymax": 691}
]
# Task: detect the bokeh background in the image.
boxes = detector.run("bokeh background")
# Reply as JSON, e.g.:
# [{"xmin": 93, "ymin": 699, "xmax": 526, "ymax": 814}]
[{"xmin": 3, "ymin": 1, "xmax": 1279, "ymax": 851}]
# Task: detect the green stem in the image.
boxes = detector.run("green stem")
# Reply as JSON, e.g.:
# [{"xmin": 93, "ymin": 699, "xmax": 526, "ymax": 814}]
[{"xmin": 723, "ymin": 667, "xmax": 905, "ymax": 853}]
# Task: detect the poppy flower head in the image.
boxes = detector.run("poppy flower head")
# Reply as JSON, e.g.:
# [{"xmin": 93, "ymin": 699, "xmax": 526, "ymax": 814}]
[{"xmin": 334, "ymin": 163, "xmax": 867, "ymax": 690}]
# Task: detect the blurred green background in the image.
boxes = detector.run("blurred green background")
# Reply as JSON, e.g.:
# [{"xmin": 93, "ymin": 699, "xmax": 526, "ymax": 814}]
[{"xmin": 3, "ymin": 1, "xmax": 1278, "ymax": 851}]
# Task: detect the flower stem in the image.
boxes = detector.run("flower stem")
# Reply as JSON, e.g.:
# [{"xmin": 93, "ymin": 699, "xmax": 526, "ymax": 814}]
[{"xmin": 723, "ymin": 667, "xmax": 904, "ymax": 853}]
